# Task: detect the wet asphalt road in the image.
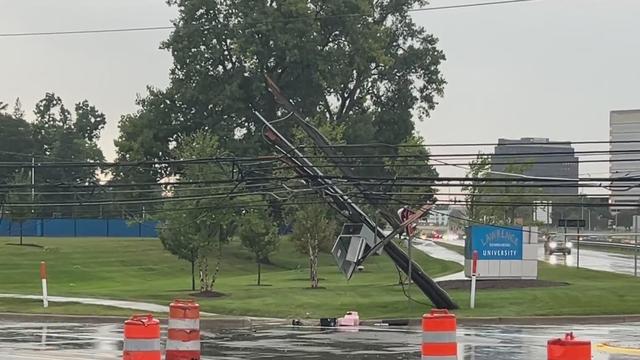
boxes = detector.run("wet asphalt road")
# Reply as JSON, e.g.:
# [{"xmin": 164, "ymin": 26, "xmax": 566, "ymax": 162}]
[
  {"xmin": 542, "ymin": 246, "xmax": 639, "ymax": 276},
  {"xmin": 1, "ymin": 320, "xmax": 639, "ymax": 359},
  {"xmin": 429, "ymin": 237, "xmax": 640, "ymax": 276}
]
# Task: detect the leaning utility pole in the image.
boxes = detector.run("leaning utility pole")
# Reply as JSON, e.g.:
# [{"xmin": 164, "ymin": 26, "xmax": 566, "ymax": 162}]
[{"xmin": 256, "ymin": 76, "xmax": 458, "ymax": 309}]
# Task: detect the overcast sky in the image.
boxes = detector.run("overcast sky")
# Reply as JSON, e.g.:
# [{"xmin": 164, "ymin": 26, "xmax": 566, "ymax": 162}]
[{"xmin": 1, "ymin": 0, "xmax": 639, "ymax": 186}]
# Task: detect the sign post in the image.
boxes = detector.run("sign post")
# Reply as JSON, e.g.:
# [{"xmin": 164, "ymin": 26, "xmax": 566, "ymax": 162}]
[
  {"xmin": 398, "ymin": 207, "xmax": 417, "ymax": 285},
  {"xmin": 576, "ymin": 226, "xmax": 580, "ymax": 269},
  {"xmin": 40, "ymin": 261, "xmax": 48, "ymax": 308},
  {"xmin": 470, "ymin": 251, "xmax": 478, "ymax": 309}
]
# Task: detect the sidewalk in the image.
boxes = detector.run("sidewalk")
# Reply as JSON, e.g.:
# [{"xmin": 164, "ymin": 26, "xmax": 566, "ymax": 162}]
[{"xmin": 408, "ymin": 238, "xmax": 466, "ymax": 281}]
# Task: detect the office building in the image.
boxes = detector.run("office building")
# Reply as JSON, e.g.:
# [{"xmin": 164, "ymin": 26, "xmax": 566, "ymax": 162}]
[
  {"xmin": 426, "ymin": 209, "xmax": 450, "ymax": 226},
  {"xmin": 610, "ymin": 110, "xmax": 640, "ymax": 212},
  {"xmin": 492, "ymin": 138, "xmax": 579, "ymax": 195}
]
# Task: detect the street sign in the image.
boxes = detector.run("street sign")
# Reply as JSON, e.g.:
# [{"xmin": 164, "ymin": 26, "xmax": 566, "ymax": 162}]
[
  {"xmin": 558, "ymin": 219, "xmax": 586, "ymax": 228},
  {"xmin": 397, "ymin": 207, "xmax": 418, "ymax": 237}
]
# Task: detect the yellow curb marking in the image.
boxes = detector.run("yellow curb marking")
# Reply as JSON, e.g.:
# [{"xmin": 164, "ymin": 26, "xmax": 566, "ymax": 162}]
[{"xmin": 596, "ymin": 343, "xmax": 640, "ymax": 356}]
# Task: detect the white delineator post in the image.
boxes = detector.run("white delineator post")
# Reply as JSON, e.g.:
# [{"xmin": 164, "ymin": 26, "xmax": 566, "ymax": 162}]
[
  {"xmin": 40, "ymin": 261, "xmax": 48, "ymax": 308},
  {"xmin": 470, "ymin": 251, "xmax": 478, "ymax": 309}
]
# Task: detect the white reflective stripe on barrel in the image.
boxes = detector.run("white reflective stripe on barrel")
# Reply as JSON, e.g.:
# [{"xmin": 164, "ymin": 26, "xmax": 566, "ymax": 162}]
[
  {"xmin": 422, "ymin": 356, "xmax": 458, "ymax": 360},
  {"xmin": 168, "ymin": 318, "xmax": 200, "ymax": 330},
  {"xmin": 123, "ymin": 339, "xmax": 161, "ymax": 351},
  {"xmin": 422, "ymin": 331, "xmax": 457, "ymax": 343},
  {"xmin": 165, "ymin": 340, "xmax": 201, "ymax": 351}
]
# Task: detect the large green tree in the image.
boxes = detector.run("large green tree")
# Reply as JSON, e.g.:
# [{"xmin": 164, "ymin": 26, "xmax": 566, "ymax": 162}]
[
  {"xmin": 383, "ymin": 135, "xmax": 439, "ymax": 207},
  {"xmin": 116, "ymin": 0, "xmax": 446, "ymax": 176},
  {"xmin": 31, "ymin": 93, "xmax": 106, "ymax": 217},
  {"xmin": 0, "ymin": 103, "xmax": 34, "ymax": 185}
]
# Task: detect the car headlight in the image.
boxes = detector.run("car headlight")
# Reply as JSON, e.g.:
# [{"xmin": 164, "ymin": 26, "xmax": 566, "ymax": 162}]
[
  {"xmin": 566, "ymin": 242, "xmax": 573, "ymax": 248},
  {"xmin": 549, "ymin": 241, "xmax": 557, "ymax": 249}
]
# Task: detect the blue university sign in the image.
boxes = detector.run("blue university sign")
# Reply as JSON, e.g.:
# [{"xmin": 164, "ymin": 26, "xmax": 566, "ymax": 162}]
[{"xmin": 470, "ymin": 225, "xmax": 523, "ymax": 260}]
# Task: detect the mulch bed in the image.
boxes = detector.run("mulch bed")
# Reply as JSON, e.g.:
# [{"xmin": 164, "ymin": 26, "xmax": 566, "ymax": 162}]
[
  {"xmin": 189, "ymin": 290, "xmax": 226, "ymax": 298},
  {"xmin": 437, "ymin": 279, "xmax": 568, "ymax": 290},
  {"xmin": 6, "ymin": 243, "xmax": 44, "ymax": 248}
]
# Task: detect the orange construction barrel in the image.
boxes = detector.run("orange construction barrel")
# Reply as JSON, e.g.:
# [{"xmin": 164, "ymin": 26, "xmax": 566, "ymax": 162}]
[
  {"xmin": 422, "ymin": 309, "xmax": 457, "ymax": 359},
  {"xmin": 548, "ymin": 332, "xmax": 591, "ymax": 360},
  {"xmin": 123, "ymin": 314, "xmax": 161, "ymax": 360},
  {"xmin": 166, "ymin": 299, "xmax": 201, "ymax": 360}
]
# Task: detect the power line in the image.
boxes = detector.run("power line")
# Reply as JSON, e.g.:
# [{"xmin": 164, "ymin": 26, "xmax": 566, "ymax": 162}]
[
  {"xmin": 0, "ymin": 0, "xmax": 539, "ymax": 38},
  {"xmin": 303, "ymin": 140, "xmax": 640, "ymax": 149},
  {"xmin": 2, "ymin": 174, "xmax": 640, "ymax": 192},
  {"xmin": 0, "ymin": 26, "xmax": 174, "ymax": 38},
  {"xmin": 1, "ymin": 195, "xmax": 627, "ymax": 210},
  {"xmin": 3, "ymin": 148, "xmax": 640, "ymax": 168},
  {"xmin": 2, "ymin": 153, "xmax": 640, "ymax": 171},
  {"xmin": 410, "ymin": 0, "xmax": 537, "ymax": 12}
]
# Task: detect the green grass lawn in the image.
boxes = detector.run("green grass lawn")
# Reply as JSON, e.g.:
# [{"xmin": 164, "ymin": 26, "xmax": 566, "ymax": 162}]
[
  {"xmin": 432, "ymin": 241, "xmax": 640, "ymax": 317},
  {"xmin": 2, "ymin": 236, "xmax": 639, "ymax": 319},
  {"xmin": 0, "ymin": 237, "xmax": 461, "ymax": 319},
  {"xmin": 452, "ymin": 262, "xmax": 640, "ymax": 317}
]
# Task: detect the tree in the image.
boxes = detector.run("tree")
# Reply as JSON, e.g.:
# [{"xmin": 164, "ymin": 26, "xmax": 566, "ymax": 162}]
[
  {"xmin": 31, "ymin": 93, "xmax": 106, "ymax": 217},
  {"xmin": 463, "ymin": 153, "xmax": 492, "ymax": 223},
  {"xmin": 74, "ymin": 100, "xmax": 107, "ymax": 143},
  {"xmin": 158, "ymin": 206, "xmax": 200, "ymax": 291},
  {"xmin": 239, "ymin": 210, "xmax": 279, "ymax": 285},
  {"xmin": 463, "ymin": 153, "xmax": 539, "ymax": 225},
  {"xmin": 291, "ymin": 203, "xmax": 335, "ymax": 289},
  {"xmin": 12, "ymin": 98, "xmax": 25, "ymax": 120},
  {"xmin": 0, "ymin": 109, "xmax": 34, "ymax": 185},
  {"xmin": 116, "ymin": 0, "xmax": 446, "ymax": 174},
  {"xmin": 383, "ymin": 135, "xmax": 439, "ymax": 207},
  {"xmin": 5, "ymin": 172, "xmax": 33, "ymax": 245},
  {"xmin": 156, "ymin": 131, "xmax": 238, "ymax": 293}
]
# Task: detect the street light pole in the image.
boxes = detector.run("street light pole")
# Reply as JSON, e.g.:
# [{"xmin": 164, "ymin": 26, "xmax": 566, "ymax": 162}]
[
  {"xmin": 634, "ymin": 216, "xmax": 638, "ymax": 277},
  {"xmin": 31, "ymin": 157, "xmax": 35, "ymax": 213}
]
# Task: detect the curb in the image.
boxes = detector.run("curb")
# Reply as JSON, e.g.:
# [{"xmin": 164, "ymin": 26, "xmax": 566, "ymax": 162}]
[
  {"xmin": 0, "ymin": 312, "xmax": 264, "ymax": 330},
  {"xmin": 4, "ymin": 312, "xmax": 640, "ymax": 328},
  {"xmin": 363, "ymin": 314, "xmax": 640, "ymax": 326}
]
